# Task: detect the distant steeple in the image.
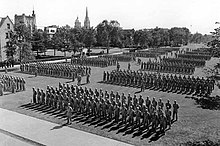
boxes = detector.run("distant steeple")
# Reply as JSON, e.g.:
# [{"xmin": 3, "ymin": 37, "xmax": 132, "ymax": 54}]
[
  {"xmin": 32, "ymin": 6, "xmax": 35, "ymax": 17},
  {"xmin": 86, "ymin": 7, "xmax": 88, "ymax": 19},
  {"xmin": 75, "ymin": 16, "xmax": 81, "ymax": 28},
  {"xmin": 84, "ymin": 7, "xmax": 90, "ymax": 29}
]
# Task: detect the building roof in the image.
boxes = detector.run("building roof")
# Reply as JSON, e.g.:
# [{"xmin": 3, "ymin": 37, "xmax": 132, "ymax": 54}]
[
  {"xmin": 0, "ymin": 17, "xmax": 6, "ymax": 27},
  {"xmin": 0, "ymin": 16, "xmax": 13, "ymax": 28}
]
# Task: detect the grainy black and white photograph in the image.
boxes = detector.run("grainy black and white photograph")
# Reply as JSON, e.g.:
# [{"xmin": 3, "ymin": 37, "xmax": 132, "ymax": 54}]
[{"xmin": 0, "ymin": 0, "xmax": 220, "ymax": 145}]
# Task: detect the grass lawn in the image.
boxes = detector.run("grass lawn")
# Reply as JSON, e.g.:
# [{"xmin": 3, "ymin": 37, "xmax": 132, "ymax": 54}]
[{"xmin": 0, "ymin": 44, "xmax": 220, "ymax": 146}]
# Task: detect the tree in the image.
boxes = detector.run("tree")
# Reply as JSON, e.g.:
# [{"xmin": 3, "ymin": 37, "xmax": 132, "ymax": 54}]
[
  {"xmin": 5, "ymin": 24, "xmax": 34, "ymax": 62},
  {"xmin": 32, "ymin": 30, "xmax": 47, "ymax": 56},
  {"xmin": 207, "ymin": 27, "xmax": 220, "ymax": 57},
  {"xmin": 96, "ymin": 20, "xmax": 121, "ymax": 53},
  {"xmin": 81, "ymin": 28, "xmax": 96, "ymax": 55},
  {"xmin": 121, "ymin": 29, "xmax": 135, "ymax": 48},
  {"xmin": 169, "ymin": 27, "xmax": 190, "ymax": 46},
  {"xmin": 69, "ymin": 28, "xmax": 84, "ymax": 54},
  {"xmin": 4, "ymin": 30, "xmax": 17, "ymax": 60}
]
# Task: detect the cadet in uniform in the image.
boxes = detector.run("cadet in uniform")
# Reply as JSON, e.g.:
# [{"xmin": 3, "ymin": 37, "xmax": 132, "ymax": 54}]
[
  {"xmin": 66, "ymin": 103, "xmax": 73, "ymax": 124},
  {"xmin": 172, "ymin": 100, "xmax": 179, "ymax": 121}
]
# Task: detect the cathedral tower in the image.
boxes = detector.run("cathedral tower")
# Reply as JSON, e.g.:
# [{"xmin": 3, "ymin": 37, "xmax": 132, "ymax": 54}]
[
  {"xmin": 84, "ymin": 7, "xmax": 90, "ymax": 29},
  {"xmin": 74, "ymin": 16, "xmax": 81, "ymax": 28}
]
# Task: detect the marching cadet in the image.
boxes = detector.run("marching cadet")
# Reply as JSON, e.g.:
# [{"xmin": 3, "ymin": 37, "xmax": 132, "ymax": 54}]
[
  {"xmin": 165, "ymin": 100, "xmax": 171, "ymax": 109},
  {"xmin": 133, "ymin": 95, "xmax": 138, "ymax": 108},
  {"xmin": 121, "ymin": 93, "xmax": 126, "ymax": 106},
  {"xmin": 91, "ymin": 97, "xmax": 96, "ymax": 116},
  {"xmin": 135, "ymin": 107, "xmax": 142, "ymax": 130},
  {"xmin": 158, "ymin": 98, "xmax": 164, "ymax": 110},
  {"xmin": 16, "ymin": 77, "xmax": 19, "ymax": 92},
  {"xmin": 157, "ymin": 107, "xmax": 163, "ymax": 118},
  {"xmin": 77, "ymin": 74, "xmax": 82, "ymax": 86},
  {"xmin": 66, "ymin": 103, "xmax": 73, "ymax": 124},
  {"xmin": 35, "ymin": 66, "xmax": 38, "ymax": 77},
  {"xmin": 121, "ymin": 104, "xmax": 127, "ymax": 124},
  {"xmin": 127, "ymin": 106, "xmax": 134, "ymax": 127},
  {"xmin": 11, "ymin": 79, "xmax": 16, "ymax": 93},
  {"xmin": 41, "ymin": 89, "xmax": 46, "ymax": 105},
  {"xmin": 138, "ymin": 95, "xmax": 144, "ymax": 107},
  {"xmin": 128, "ymin": 63, "xmax": 131, "ymax": 70},
  {"xmin": 165, "ymin": 107, "xmax": 172, "ymax": 129},
  {"xmin": 32, "ymin": 88, "xmax": 37, "ymax": 104},
  {"xmin": 151, "ymin": 111, "xmax": 158, "ymax": 132},
  {"xmin": 114, "ymin": 104, "xmax": 120, "ymax": 123},
  {"xmin": 21, "ymin": 78, "xmax": 26, "ymax": 91},
  {"xmin": 103, "ymin": 71, "xmax": 106, "ymax": 82},
  {"xmin": 145, "ymin": 96, "xmax": 151, "ymax": 109},
  {"xmin": 117, "ymin": 62, "xmax": 120, "ymax": 71},
  {"xmin": 107, "ymin": 100, "xmax": 114, "ymax": 121},
  {"xmin": 4, "ymin": 65, "xmax": 7, "ymax": 74},
  {"xmin": 85, "ymin": 97, "xmax": 90, "ymax": 115},
  {"xmin": 142, "ymin": 105, "xmax": 150, "ymax": 130},
  {"xmin": 141, "ymin": 82, "xmax": 145, "ymax": 92},
  {"xmin": 0, "ymin": 81, "xmax": 4, "ymax": 96},
  {"xmin": 19, "ymin": 78, "xmax": 23, "ymax": 91},
  {"xmin": 160, "ymin": 114, "xmax": 166, "ymax": 133},
  {"xmin": 96, "ymin": 98, "xmax": 101, "ymax": 117},
  {"xmin": 152, "ymin": 97, "xmax": 157, "ymax": 109},
  {"xmin": 172, "ymin": 100, "xmax": 179, "ymax": 121},
  {"xmin": 37, "ymin": 88, "xmax": 41, "ymax": 104},
  {"xmin": 148, "ymin": 103, "xmax": 154, "ymax": 119},
  {"xmin": 86, "ymin": 74, "xmax": 90, "ymax": 84}
]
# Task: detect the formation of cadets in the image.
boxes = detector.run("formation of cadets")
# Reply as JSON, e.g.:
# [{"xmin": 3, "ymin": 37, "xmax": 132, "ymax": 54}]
[
  {"xmin": 185, "ymin": 51, "xmax": 211, "ymax": 56},
  {"xmin": 123, "ymin": 52, "xmax": 159, "ymax": 58},
  {"xmin": 124, "ymin": 47, "xmax": 180, "ymax": 58},
  {"xmin": 0, "ymin": 60, "xmax": 15, "ymax": 68},
  {"xmin": 71, "ymin": 57, "xmax": 116, "ymax": 67},
  {"xmin": 20, "ymin": 62, "xmax": 91, "ymax": 79},
  {"xmin": 103, "ymin": 70, "xmax": 215, "ymax": 97},
  {"xmin": 161, "ymin": 58, "xmax": 206, "ymax": 67},
  {"xmin": 140, "ymin": 61, "xmax": 195, "ymax": 75},
  {"xmin": 32, "ymin": 84, "xmax": 179, "ymax": 132},
  {"xmin": 100, "ymin": 54, "xmax": 135, "ymax": 62},
  {"xmin": 178, "ymin": 54, "xmax": 211, "ymax": 60},
  {"xmin": 0, "ymin": 75, "xmax": 26, "ymax": 96}
]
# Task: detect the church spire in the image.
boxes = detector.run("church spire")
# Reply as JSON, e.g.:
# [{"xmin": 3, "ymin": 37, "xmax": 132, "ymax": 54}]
[
  {"xmin": 86, "ymin": 7, "xmax": 88, "ymax": 19},
  {"xmin": 84, "ymin": 7, "xmax": 90, "ymax": 29}
]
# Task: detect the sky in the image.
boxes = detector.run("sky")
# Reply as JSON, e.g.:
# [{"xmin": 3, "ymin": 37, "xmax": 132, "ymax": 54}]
[{"xmin": 1, "ymin": 0, "xmax": 220, "ymax": 34}]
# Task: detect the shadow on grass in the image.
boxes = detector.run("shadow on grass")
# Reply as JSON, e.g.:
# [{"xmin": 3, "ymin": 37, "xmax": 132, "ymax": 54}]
[
  {"xmin": 185, "ymin": 95, "xmax": 220, "ymax": 110},
  {"xmin": 28, "ymin": 76, "xmax": 36, "ymax": 78},
  {"xmin": 50, "ymin": 123, "xmax": 68, "ymax": 130},
  {"xmin": 149, "ymin": 131, "xmax": 165, "ymax": 143}
]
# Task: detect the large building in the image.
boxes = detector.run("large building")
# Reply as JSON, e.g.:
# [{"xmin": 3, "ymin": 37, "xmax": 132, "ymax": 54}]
[
  {"xmin": 44, "ymin": 25, "xmax": 58, "ymax": 39},
  {"xmin": 14, "ymin": 10, "xmax": 36, "ymax": 32},
  {"xmin": 0, "ymin": 16, "xmax": 14, "ymax": 61},
  {"xmin": 74, "ymin": 7, "xmax": 90, "ymax": 29},
  {"xmin": 74, "ymin": 17, "xmax": 81, "ymax": 29}
]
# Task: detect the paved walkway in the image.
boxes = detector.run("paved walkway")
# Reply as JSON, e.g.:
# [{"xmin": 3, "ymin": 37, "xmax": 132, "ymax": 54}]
[{"xmin": 0, "ymin": 108, "xmax": 133, "ymax": 146}]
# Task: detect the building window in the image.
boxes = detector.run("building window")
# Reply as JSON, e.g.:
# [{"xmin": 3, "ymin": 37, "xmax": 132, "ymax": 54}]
[
  {"xmin": 50, "ymin": 30, "xmax": 55, "ymax": 33},
  {"xmin": 6, "ymin": 33, "xmax": 9, "ymax": 39},
  {"xmin": 7, "ymin": 23, "xmax": 10, "ymax": 29}
]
